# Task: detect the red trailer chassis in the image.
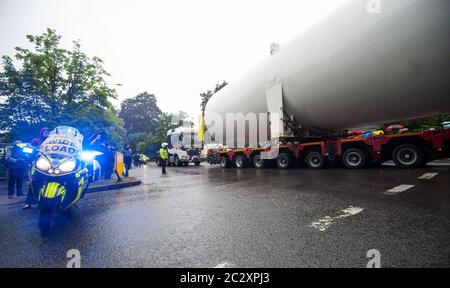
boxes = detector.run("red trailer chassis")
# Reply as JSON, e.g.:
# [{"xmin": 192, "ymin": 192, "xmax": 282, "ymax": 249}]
[{"xmin": 216, "ymin": 129, "xmax": 450, "ymax": 169}]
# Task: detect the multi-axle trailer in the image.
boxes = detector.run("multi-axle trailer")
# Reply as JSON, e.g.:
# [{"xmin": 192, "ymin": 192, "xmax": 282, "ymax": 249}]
[{"xmin": 216, "ymin": 129, "xmax": 450, "ymax": 170}]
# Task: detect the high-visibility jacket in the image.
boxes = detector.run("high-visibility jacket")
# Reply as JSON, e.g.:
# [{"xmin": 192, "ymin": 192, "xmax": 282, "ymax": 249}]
[{"xmin": 159, "ymin": 148, "xmax": 168, "ymax": 160}]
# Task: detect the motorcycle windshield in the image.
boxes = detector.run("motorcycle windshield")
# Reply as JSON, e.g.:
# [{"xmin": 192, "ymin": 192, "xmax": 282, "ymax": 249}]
[{"xmin": 40, "ymin": 126, "xmax": 84, "ymax": 158}]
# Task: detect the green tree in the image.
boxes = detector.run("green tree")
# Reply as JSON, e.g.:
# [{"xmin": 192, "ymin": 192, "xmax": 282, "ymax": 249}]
[
  {"xmin": 127, "ymin": 132, "xmax": 153, "ymax": 151},
  {"xmin": 119, "ymin": 92, "xmax": 161, "ymax": 134},
  {"xmin": 200, "ymin": 80, "xmax": 228, "ymax": 112},
  {"xmin": 0, "ymin": 28, "xmax": 124, "ymax": 143},
  {"xmin": 172, "ymin": 110, "xmax": 193, "ymax": 127},
  {"xmin": 151, "ymin": 112, "xmax": 179, "ymax": 144},
  {"xmin": 131, "ymin": 112, "xmax": 180, "ymax": 155}
]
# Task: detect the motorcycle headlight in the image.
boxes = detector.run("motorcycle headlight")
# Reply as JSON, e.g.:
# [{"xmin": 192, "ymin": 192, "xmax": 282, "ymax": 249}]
[
  {"xmin": 36, "ymin": 157, "xmax": 51, "ymax": 171},
  {"xmin": 58, "ymin": 159, "xmax": 77, "ymax": 173}
]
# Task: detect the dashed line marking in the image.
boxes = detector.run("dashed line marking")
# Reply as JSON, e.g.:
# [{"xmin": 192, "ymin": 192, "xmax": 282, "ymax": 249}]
[
  {"xmin": 418, "ymin": 173, "xmax": 438, "ymax": 180},
  {"xmin": 384, "ymin": 184, "xmax": 415, "ymax": 195},
  {"xmin": 309, "ymin": 206, "xmax": 364, "ymax": 232},
  {"xmin": 214, "ymin": 261, "xmax": 231, "ymax": 268}
]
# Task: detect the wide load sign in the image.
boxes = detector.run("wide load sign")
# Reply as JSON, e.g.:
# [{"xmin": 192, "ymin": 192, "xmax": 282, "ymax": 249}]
[{"xmin": 40, "ymin": 126, "xmax": 83, "ymax": 158}]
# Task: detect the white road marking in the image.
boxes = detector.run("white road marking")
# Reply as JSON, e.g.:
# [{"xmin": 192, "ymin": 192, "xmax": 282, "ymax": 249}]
[
  {"xmin": 309, "ymin": 206, "xmax": 364, "ymax": 232},
  {"xmin": 214, "ymin": 261, "xmax": 231, "ymax": 268},
  {"xmin": 418, "ymin": 173, "xmax": 438, "ymax": 180},
  {"xmin": 384, "ymin": 184, "xmax": 415, "ymax": 195},
  {"xmin": 310, "ymin": 216, "xmax": 333, "ymax": 232}
]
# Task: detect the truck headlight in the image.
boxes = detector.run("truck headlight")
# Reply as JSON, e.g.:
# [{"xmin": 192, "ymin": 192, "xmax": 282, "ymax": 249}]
[
  {"xmin": 36, "ymin": 157, "xmax": 51, "ymax": 171},
  {"xmin": 58, "ymin": 159, "xmax": 77, "ymax": 173}
]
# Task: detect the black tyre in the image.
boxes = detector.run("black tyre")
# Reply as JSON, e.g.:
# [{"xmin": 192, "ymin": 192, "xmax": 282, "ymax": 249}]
[
  {"xmin": 194, "ymin": 161, "xmax": 201, "ymax": 166},
  {"xmin": 392, "ymin": 144, "xmax": 424, "ymax": 168},
  {"xmin": 342, "ymin": 148, "xmax": 367, "ymax": 169},
  {"xmin": 38, "ymin": 209, "xmax": 56, "ymax": 234},
  {"xmin": 253, "ymin": 154, "xmax": 266, "ymax": 169},
  {"xmin": 305, "ymin": 151, "xmax": 325, "ymax": 169},
  {"xmin": 276, "ymin": 153, "xmax": 293, "ymax": 169},
  {"xmin": 174, "ymin": 155, "xmax": 180, "ymax": 166},
  {"xmin": 235, "ymin": 155, "xmax": 247, "ymax": 169},
  {"xmin": 220, "ymin": 156, "xmax": 230, "ymax": 168}
]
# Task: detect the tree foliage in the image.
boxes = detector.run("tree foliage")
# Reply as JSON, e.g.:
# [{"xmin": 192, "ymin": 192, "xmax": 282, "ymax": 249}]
[
  {"xmin": 129, "ymin": 112, "xmax": 180, "ymax": 155},
  {"xmin": 0, "ymin": 28, "xmax": 125, "ymax": 144},
  {"xmin": 200, "ymin": 80, "xmax": 228, "ymax": 112},
  {"xmin": 119, "ymin": 92, "xmax": 161, "ymax": 134},
  {"xmin": 171, "ymin": 110, "xmax": 193, "ymax": 127}
]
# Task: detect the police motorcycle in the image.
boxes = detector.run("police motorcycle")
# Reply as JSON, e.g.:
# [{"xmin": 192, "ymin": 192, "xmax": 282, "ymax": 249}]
[{"xmin": 30, "ymin": 126, "xmax": 101, "ymax": 232}]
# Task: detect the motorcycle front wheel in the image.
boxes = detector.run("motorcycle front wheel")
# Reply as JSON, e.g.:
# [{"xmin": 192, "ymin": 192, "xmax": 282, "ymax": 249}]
[
  {"xmin": 38, "ymin": 195, "xmax": 63, "ymax": 235},
  {"xmin": 38, "ymin": 208, "xmax": 57, "ymax": 234}
]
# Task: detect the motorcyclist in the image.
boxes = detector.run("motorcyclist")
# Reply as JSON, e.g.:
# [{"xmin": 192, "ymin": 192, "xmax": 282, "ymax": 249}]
[
  {"xmin": 159, "ymin": 143, "xmax": 169, "ymax": 174},
  {"xmin": 5, "ymin": 141, "xmax": 29, "ymax": 198}
]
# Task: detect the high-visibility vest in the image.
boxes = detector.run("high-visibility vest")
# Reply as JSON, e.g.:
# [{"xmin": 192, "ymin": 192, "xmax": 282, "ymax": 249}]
[{"xmin": 159, "ymin": 148, "xmax": 168, "ymax": 160}]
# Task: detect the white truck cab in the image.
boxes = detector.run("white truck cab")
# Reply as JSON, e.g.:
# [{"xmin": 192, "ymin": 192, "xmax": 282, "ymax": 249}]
[{"xmin": 165, "ymin": 127, "xmax": 202, "ymax": 166}]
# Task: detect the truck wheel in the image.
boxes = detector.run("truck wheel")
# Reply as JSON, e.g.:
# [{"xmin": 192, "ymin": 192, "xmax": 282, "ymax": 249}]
[
  {"xmin": 220, "ymin": 156, "xmax": 230, "ymax": 168},
  {"xmin": 276, "ymin": 153, "xmax": 292, "ymax": 169},
  {"xmin": 194, "ymin": 161, "xmax": 201, "ymax": 166},
  {"xmin": 253, "ymin": 155, "xmax": 266, "ymax": 169},
  {"xmin": 305, "ymin": 151, "xmax": 325, "ymax": 169},
  {"xmin": 342, "ymin": 148, "xmax": 366, "ymax": 169},
  {"xmin": 174, "ymin": 155, "xmax": 180, "ymax": 166},
  {"xmin": 235, "ymin": 155, "xmax": 247, "ymax": 169},
  {"xmin": 392, "ymin": 144, "xmax": 424, "ymax": 168}
]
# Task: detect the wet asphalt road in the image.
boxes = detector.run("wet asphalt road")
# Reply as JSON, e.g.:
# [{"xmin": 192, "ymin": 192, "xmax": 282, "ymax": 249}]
[{"xmin": 1, "ymin": 163, "xmax": 449, "ymax": 268}]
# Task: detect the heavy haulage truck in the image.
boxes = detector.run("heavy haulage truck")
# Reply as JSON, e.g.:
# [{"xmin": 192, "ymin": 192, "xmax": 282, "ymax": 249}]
[{"xmin": 204, "ymin": 0, "xmax": 450, "ymax": 170}]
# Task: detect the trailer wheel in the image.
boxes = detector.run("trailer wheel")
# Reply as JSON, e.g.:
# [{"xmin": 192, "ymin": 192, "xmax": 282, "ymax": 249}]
[
  {"xmin": 235, "ymin": 155, "xmax": 247, "ymax": 169},
  {"xmin": 342, "ymin": 148, "xmax": 366, "ymax": 169},
  {"xmin": 220, "ymin": 156, "xmax": 230, "ymax": 168},
  {"xmin": 305, "ymin": 151, "xmax": 325, "ymax": 169},
  {"xmin": 276, "ymin": 153, "xmax": 292, "ymax": 169},
  {"xmin": 392, "ymin": 144, "xmax": 424, "ymax": 168},
  {"xmin": 253, "ymin": 155, "xmax": 266, "ymax": 169}
]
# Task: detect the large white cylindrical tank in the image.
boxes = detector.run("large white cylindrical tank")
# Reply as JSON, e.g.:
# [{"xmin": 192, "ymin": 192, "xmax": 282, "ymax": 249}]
[{"xmin": 205, "ymin": 0, "xmax": 450, "ymax": 133}]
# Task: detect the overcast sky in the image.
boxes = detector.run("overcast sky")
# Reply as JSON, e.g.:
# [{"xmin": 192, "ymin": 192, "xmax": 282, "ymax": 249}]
[{"xmin": 0, "ymin": 0, "xmax": 348, "ymax": 119}]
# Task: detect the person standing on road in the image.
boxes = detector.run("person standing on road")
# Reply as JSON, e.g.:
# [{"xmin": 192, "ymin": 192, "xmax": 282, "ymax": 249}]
[
  {"xmin": 103, "ymin": 145, "xmax": 115, "ymax": 180},
  {"xmin": 5, "ymin": 141, "xmax": 28, "ymax": 198},
  {"xmin": 87, "ymin": 131, "xmax": 108, "ymax": 176},
  {"xmin": 159, "ymin": 143, "xmax": 168, "ymax": 174},
  {"xmin": 123, "ymin": 144, "xmax": 133, "ymax": 177},
  {"xmin": 133, "ymin": 153, "xmax": 140, "ymax": 167},
  {"xmin": 23, "ymin": 128, "xmax": 50, "ymax": 209},
  {"xmin": 30, "ymin": 127, "xmax": 50, "ymax": 147}
]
